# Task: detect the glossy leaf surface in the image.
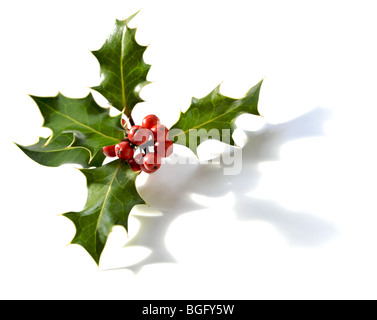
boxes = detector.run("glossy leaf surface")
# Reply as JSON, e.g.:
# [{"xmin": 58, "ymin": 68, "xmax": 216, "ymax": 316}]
[
  {"xmin": 30, "ymin": 93, "xmax": 125, "ymax": 160},
  {"xmin": 169, "ymin": 80, "xmax": 263, "ymax": 154},
  {"xmin": 63, "ymin": 160, "xmax": 145, "ymax": 265},
  {"xmin": 16, "ymin": 133, "xmax": 105, "ymax": 168},
  {"xmin": 91, "ymin": 13, "xmax": 151, "ymax": 116}
]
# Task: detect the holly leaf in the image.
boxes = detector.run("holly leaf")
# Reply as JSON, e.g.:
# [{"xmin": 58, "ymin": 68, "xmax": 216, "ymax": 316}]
[
  {"xmin": 63, "ymin": 159, "xmax": 145, "ymax": 265},
  {"xmin": 169, "ymin": 80, "xmax": 263, "ymax": 154},
  {"xmin": 91, "ymin": 12, "xmax": 151, "ymax": 116},
  {"xmin": 15, "ymin": 133, "xmax": 105, "ymax": 168},
  {"xmin": 30, "ymin": 92, "xmax": 125, "ymax": 161}
]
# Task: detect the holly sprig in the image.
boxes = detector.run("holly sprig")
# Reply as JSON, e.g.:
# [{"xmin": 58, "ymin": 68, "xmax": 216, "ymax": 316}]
[{"xmin": 17, "ymin": 12, "xmax": 263, "ymax": 265}]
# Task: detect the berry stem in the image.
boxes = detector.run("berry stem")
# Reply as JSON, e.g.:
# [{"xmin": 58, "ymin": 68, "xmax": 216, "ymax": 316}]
[{"xmin": 129, "ymin": 115, "xmax": 135, "ymax": 127}]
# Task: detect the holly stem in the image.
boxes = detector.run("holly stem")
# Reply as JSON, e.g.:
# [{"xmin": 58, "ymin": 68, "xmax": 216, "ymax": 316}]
[{"xmin": 129, "ymin": 115, "xmax": 135, "ymax": 127}]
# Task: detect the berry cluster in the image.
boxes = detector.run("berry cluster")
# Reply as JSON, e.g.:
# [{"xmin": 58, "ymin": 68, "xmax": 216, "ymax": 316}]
[{"xmin": 102, "ymin": 114, "xmax": 173, "ymax": 174}]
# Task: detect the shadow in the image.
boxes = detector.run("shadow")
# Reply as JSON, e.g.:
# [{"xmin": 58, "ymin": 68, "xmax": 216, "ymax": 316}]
[{"xmin": 105, "ymin": 107, "xmax": 337, "ymax": 272}]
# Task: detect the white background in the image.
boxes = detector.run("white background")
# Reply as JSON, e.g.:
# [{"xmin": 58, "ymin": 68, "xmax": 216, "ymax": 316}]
[{"xmin": 1, "ymin": 0, "xmax": 377, "ymax": 299}]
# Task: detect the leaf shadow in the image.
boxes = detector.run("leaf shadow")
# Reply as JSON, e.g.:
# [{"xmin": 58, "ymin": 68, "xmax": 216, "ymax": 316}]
[{"xmin": 103, "ymin": 107, "xmax": 338, "ymax": 272}]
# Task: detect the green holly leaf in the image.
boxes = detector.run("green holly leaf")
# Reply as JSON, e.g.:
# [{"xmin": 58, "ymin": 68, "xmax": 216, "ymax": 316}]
[
  {"xmin": 29, "ymin": 92, "xmax": 125, "ymax": 161},
  {"xmin": 15, "ymin": 133, "xmax": 105, "ymax": 168},
  {"xmin": 91, "ymin": 12, "xmax": 151, "ymax": 116},
  {"xmin": 169, "ymin": 79, "xmax": 263, "ymax": 154},
  {"xmin": 63, "ymin": 159, "xmax": 145, "ymax": 265}
]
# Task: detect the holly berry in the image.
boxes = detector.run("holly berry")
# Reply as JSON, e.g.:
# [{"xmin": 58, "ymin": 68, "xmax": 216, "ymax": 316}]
[
  {"xmin": 143, "ymin": 153, "xmax": 162, "ymax": 172},
  {"xmin": 114, "ymin": 115, "xmax": 173, "ymax": 174},
  {"xmin": 140, "ymin": 163, "xmax": 154, "ymax": 173},
  {"xmin": 115, "ymin": 141, "xmax": 134, "ymax": 160},
  {"xmin": 127, "ymin": 158, "xmax": 141, "ymax": 172},
  {"xmin": 128, "ymin": 125, "xmax": 151, "ymax": 146},
  {"xmin": 102, "ymin": 145, "xmax": 117, "ymax": 157},
  {"xmin": 151, "ymin": 124, "xmax": 169, "ymax": 142},
  {"xmin": 154, "ymin": 139, "xmax": 173, "ymax": 157},
  {"xmin": 133, "ymin": 152, "xmax": 145, "ymax": 165},
  {"xmin": 142, "ymin": 114, "xmax": 160, "ymax": 130}
]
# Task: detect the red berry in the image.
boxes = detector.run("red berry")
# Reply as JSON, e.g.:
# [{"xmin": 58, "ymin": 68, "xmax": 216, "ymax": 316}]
[
  {"xmin": 133, "ymin": 152, "xmax": 145, "ymax": 165},
  {"xmin": 128, "ymin": 125, "xmax": 151, "ymax": 146},
  {"xmin": 151, "ymin": 124, "xmax": 169, "ymax": 142},
  {"xmin": 143, "ymin": 153, "xmax": 162, "ymax": 172},
  {"xmin": 127, "ymin": 125, "xmax": 141, "ymax": 142},
  {"xmin": 102, "ymin": 145, "xmax": 116, "ymax": 157},
  {"xmin": 115, "ymin": 141, "xmax": 134, "ymax": 160},
  {"xmin": 154, "ymin": 140, "xmax": 173, "ymax": 157},
  {"xmin": 127, "ymin": 158, "xmax": 141, "ymax": 172},
  {"xmin": 140, "ymin": 163, "xmax": 154, "ymax": 173},
  {"xmin": 142, "ymin": 114, "xmax": 160, "ymax": 129}
]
